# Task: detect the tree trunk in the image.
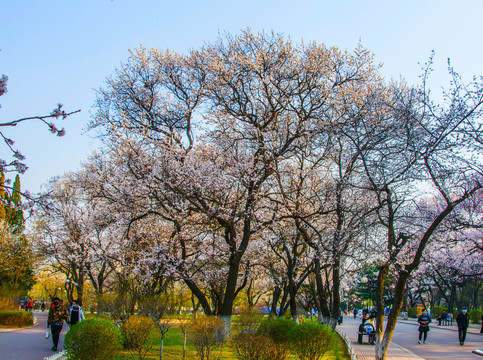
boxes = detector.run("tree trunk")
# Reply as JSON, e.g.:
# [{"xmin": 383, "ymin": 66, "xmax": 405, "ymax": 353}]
[
  {"xmin": 374, "ymin": 270, "xmax": 410, "ymax": 360},
  {"xmin": 330, "ymin": 259, "xmax": 341, "ymax": 329},
  {"xmin": 288, "ymin": 276, "xmax": 298, "ymax": 322},
  {"xmin": 160, "ymin": 334, "xmax": 165, "ymax": 360},
  {"xmin": 218, "ymin": 315, "xmax": 231, "ymax": 341},
  {"xmin": 270, "ymin": 286, "xmax": 281, "ymax": 317},
  {"xmin": 314, "ymin": 259, "xmax": 331, "ymax": 323}
]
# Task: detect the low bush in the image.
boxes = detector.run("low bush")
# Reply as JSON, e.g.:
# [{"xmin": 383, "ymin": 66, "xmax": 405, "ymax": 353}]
[
  {"xmin": 289, "ymin": 322, "xmax": 342, "ymax": 360},
  {"xmin": 121, "ymin": 315, "xmax": 156, "ymax": 360},
  {"xmin": 0, "ymin": 310, "xmax": 33, "ymax": 327},
  {"xmin": 469, "ymin": 309, "xmax": 483, "ymax": 324},
  {"xmin": 431, "ymin": 306, "xmax": 445, "ymax": 319},
  {"xmin": 232, "ymin": 332, "xmax": 282, "ymax": 360},
  {"xmin": 407, "ymin": 307, "xmax": 418, "ymax": 318},
  {"xmin": 256, "ymin": 317, "xmax": 296, "ymax": 360},
  {"xmin": 257, "ymin": 317, "xmax": 296, "ymax": 344},
  {"xmin": 186, "ymin": 316, "xmax": 224, "ymax": 360},
  {"xmin": 64, "ymin": 318, "xmax": 123, "ymax": 360}
]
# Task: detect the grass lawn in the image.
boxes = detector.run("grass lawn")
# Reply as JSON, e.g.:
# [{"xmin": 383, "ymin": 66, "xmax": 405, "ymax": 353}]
[{"xmin": 113, "ymin": 320, "xmax": 350, "ymax": 360}]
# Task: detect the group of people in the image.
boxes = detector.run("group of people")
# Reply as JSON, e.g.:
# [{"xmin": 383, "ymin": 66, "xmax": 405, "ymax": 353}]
[
  {"xmin": 356, "ymin": 305, "xmax": 480, "ymax": 346},
  {"xmin": 46, "ymin": 297, "xmax": 85, "ymax": 352},
  {"xmin": 417, "ymin": 307, "xmax": 477, "ymax": 346}
]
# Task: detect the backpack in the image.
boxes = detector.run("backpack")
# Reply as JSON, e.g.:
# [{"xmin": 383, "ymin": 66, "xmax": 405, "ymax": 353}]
[{"xmin": 70, "ymin": 307, "xmax": 80, "ymax": 324}]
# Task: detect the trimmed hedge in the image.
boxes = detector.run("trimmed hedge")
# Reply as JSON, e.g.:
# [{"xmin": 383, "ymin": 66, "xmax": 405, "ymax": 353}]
[
  {"xmin": 407, "ymin": 307, "xmax": 418, "ymax": 318},
  {"xmin": 257, "ymin": 318, "xmax": 296, "ymax": 344},
  {"xmin": 64, "ymin": 318, "xmax": 123, "ymax": 360},
  {"xmin": 469, "ymin": 309, "xmax": 483, "ymax": 324},
  {"xmin": 431, "ymin": 306, "xmax": 445, "ymax": 319},
  {"xmin": 0, "ymin": 310, "xmax": 34, "ymax": 327},
  {"xmin": 288, "ymin": 322, "xmax": 342, "ymax": 360}
]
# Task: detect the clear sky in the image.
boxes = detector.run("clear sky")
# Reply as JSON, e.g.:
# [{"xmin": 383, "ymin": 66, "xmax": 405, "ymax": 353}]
[{"xmin": 1, "ymin": 0, "xmax": 482, "ymax": 194}]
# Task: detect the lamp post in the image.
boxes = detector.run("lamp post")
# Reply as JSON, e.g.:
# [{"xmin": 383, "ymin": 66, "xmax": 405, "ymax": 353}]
[
  {"xmin": 345, "ymin": 287, "xmax": 350, "ymax": 313},
  {"xmin": 361, "ymin": 271, "xmax": 379, "ymax": 311},
  {"xmin": 361, "ymin": 276, "xmax": 369, "ymax": 310}
]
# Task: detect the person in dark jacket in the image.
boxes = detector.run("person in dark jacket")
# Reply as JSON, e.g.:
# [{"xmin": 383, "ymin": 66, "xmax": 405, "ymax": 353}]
[
  {"xmin": 456, "ymin": 307, "xmax": 470, "ymax": 345},
  {"xmin": 47, "ymin": 297, "xmax": 69, "ymax": 351},
  {"xmin": 68, "ymin": 300, "xmax": 85, "ymax": 326},
  {"xmin": 417, "ymin": 308, "xmax": 431, "ymax": 344},
  {"xmin": 480, "ymin": 314, "xmax": 483, "ymax": 334},
  {"xmin": 438, "ymin": 310, "xmax": 448, "ymax": 326}
]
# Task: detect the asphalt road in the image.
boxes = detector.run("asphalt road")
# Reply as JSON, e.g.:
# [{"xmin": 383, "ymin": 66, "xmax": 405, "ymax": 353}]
[
  {"xmin": 392, "ymin": 318, "xmax": 483, "ymax": 360},
  {"xmin": 1, "ymin": 312, "xmax": 482, "ymax": 360},
  {"xmin": 0, "ymin": 311, "xmax": 68, "ymax": 360},
  {"xmin": 340, "ymin": 315, "xmax": 483, "ymax": 360}
]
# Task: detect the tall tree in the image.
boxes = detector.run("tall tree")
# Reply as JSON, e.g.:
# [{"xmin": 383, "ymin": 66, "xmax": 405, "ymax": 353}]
[
  {"xmin": 87, "ymin": 30, "xmax": 380, "ymax": 333},
  {"xmin": 347, "ymin": 62, "xmax": 483, "ymax": 360}
]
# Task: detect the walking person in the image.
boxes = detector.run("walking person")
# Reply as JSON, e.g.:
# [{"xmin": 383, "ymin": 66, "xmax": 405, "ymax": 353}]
[
  {"xmin": 456, "ymin": 306, "xmax": 470, "ymax": 345},
  {"xmin": 47, "ymin": 297, "xmax": 69, "ymax": 352},
  {"xmin": 417, "ymin": 308, "xmax": 431, "ymax": 344},
  {"xmin": 68, "ymin": 300, "xmax": 85, "ymax": 326},
  {"xmin": 480, "ymin": 314, "xmax": 483, "ymax": 334}
]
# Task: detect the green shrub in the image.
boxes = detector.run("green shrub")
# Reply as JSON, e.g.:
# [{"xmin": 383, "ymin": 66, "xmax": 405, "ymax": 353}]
[
  {"xmin": 232, "ymin": 332, "xmax": 282, "ymax": 360},
  {"xmin": 257, "ymin": 318, "xmax": 296, "ymax": 344},
  {"xmin": 431, "ymin": 306, "xmax": 445, "ymax": 319},
  {"xmin": 121, "ymin": 315, "xmax": 156, "ymax": 360},
  {"xmin": 469, "ymin": 309, "xmax": 483, "ymax": 324},
  {"xmin": 288, "ymin": 323, "xmax": 341, "ymax": 360},
  {"xmin": 0, "ymin": 310, "xmax": 33, "ymax": 327},
  {"xmin": 256, "ymin": 318, "xmax": 296, "ymax": 360},
  {"xmin": 64, "ymin": 318, "xmax": 123, "ymax": 360},
  {"xmin": 407, "ymin": 307, "xmax": 418, "ymax": 318}
]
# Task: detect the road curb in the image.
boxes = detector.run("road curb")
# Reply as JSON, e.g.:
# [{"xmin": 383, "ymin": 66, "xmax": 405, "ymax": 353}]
[
  {"xmin": 0, "ymin": 317, "xmax": 39, "ymax": 334},
  {"xmin": 43, "ymin": 350, "xmax": 66, "ymax": 360},
  {"xmin": 335, "ymin": 327, "xmax": 357, "ymax": 360}
]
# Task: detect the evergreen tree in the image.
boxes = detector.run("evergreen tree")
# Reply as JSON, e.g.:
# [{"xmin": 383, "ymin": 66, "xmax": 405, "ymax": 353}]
[
  {"xmin": 0, "ymin": 171, "xmax": 7, "ymax": 220},
  {"xmin": 0, "ymin": 172, "xmax": 32, "ymax": 303},
  {"xmin": 9, "ymin": 175, "xmax": 25, "ymax": 233},
  {"xmin": 0, "ymin": 172, "xmax": 25, "ymax": 232}
]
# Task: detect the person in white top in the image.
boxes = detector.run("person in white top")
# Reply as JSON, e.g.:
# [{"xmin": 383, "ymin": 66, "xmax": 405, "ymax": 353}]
[{"xmin": 68, "ymin": 300, "xmax": 85, "ymax": 326}]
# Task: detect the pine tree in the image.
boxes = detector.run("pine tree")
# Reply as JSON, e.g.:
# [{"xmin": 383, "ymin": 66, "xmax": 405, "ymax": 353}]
[
  {"xmin": 9, "ymin": 175, "xmax": 24, "ymax": 233},
  {"xmin": 0, "ymin": 171, "xmax": 6, "ymax": 220}
]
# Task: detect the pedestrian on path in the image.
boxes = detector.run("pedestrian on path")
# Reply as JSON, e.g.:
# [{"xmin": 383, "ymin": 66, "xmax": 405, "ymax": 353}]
[
  {"xmin": 47, "ymin": 297, "xmax": 69, "ymax": 352},
  {"xmin": 456, "ymin": 306, "xmax": 470, "ymax": 345},
  {"xmin": 68, "ymin": 300, "xmax": 85, "ymax": 326},
  {"xmin": 417, "ymin": 308, "xmax": 431, "ymax": 344},
  {"xmin": 480, "ymin": 314, "xmax": 483, "ymax": 334}
]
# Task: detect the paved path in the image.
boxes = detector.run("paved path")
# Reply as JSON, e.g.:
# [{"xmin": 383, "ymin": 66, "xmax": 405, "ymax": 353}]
[
  {"xmin": 393, "ymin": 318, "xmax": 483, "ymax": 360},
  {"xmin": 338, "ymin": 316, "xmax": 423, "ymax": 360},
  {"xmin": 0, "ymin": 311, "xmax": 68, "ymax": 360},
  {"xmin": 338, "ymin": 316, "xmax": 483, "ymax": 360}
]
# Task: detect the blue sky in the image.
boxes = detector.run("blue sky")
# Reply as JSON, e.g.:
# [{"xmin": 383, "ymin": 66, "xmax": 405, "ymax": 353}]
[{"xmin": 1, "ymin": 0, "xmax": 482, "ymax": 194}]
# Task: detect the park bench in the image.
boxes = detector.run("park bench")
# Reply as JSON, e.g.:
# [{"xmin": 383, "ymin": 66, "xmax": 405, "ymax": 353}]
[
  {"xmin": 440, "ymin": 317, "xmax": 452, "ymax": 326},
  {"xmin": 357, "ymin": 331, "xmax": 376, "ymax": 344},
  {"xmin": 358, "ymin": 323, "xmax": 376, "ymax": 344}
]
